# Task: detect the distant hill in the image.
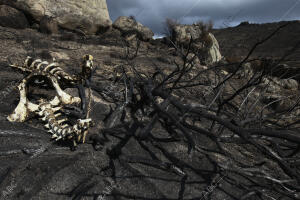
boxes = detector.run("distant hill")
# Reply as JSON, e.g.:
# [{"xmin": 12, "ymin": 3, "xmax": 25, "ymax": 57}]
[{"xmin": 212, "ymin": 20, "xmax": 300, "ymax": 68}]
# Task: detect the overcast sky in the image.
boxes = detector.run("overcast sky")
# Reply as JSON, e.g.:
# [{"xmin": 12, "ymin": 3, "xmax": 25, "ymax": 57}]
[{"xmin": 107, "ymin": 0, "xmax": 300, "ymax": 36}]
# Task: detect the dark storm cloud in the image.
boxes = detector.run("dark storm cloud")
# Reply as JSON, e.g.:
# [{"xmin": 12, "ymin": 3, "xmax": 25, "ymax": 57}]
[{"xmin": 106, "ymin": 0, "xmax": 300, "ymax": 35}]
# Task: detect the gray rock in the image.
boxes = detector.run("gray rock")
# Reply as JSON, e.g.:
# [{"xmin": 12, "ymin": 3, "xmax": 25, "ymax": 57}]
[
  {"xmin": 261, "ymin": 76, "xmax": 299, "ymax": 92},
  {"xmin": 113, "ymin": 16, "xmax": 154, "ymax": 41},
  {"xmin": 261, "ymin": 93, "xmax": 295, "ymax": 112},
  {"xmin": 0, "ymin": 5, "xmax": 29, "ymax": 29},
  {"xmin": 173, "ymin": 24, "xmax": 202, "ymax": 44},
  {"xmin": 236, "ymin": 62, "xmax": 254, "ymax": 79},
  {"xmin": 1, "ymin": 0, "xmax": 112, "ymax": 34},
  {"xmin": 205, "ymin": 33, "xmax": 222, "ymax": 65},
  {"xmin": 39, "ymin": 16, "xmax": 59, "ymax": 34},
  {"xmin": 172, "ymin": 24, "xmax": 222, "ymax": 65},
  {"xmin": 260, "ymin": 76, "xmax": 299, "ymax": 112},
  {"xmin": 280, "ymin": 78, "xmax": 299, "ymax": 90}
]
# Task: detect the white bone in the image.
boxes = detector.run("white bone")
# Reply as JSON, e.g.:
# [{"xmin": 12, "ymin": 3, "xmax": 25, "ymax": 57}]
[
  {"xmin": 49, "ymin": 76, "xmax": 81, "ymax": 105},
  {"xmin": 53, "ymin": 126, "xmax": 58, "ymax": 132},
  {"xmin": 44, "ymin": 63, "xmax": 59, "ymax": 72},
  {"xmin": 54, "ymin": 113, "xmax": 62, "ymax": 118},
  {"xmin": 61, "ymin": 128, "xmax": 68, "ymax": 136},
  {"xmin": 41, "ymin": 116, "xmax": 47, "ymax": 121},
  {"xmin": 30, "ymin": 59, "xmax": 42, "ymax": 69},
  {"xmin": 7, "ymin": 80, "xmax": 28, "ymax": 122},
  {"xmin": 55, "ymin": 136, "xmax": 62, "ymax": 141},
  {"xmin": 24, "ymin": 56, "xmax": 32, "ymax": 66},
  {"xmin": 49, "ymin": 67, "xmax": 63, "ymax": 75},
  {"xmin": 57, "ymin": 118, "xmax": 67, "ymax": 125},
  {"xmin": 53, "ymin": 106, "xmax": 62, "ymax": 112},
  {"xmin": 36, "ymin": 61, "xmax": 49, "ymax": 70},
  {"xmin": 61, "ymin": 124, "xmax": 69, "ymax": 129},
  {"xmin": 8, "ymin": 55, "xmax": 93, "ymax": 144},
  {"xmin": 38, "ymin": 110, "xmax": 45, "ymax": 116},
  {"xmin": 57, "ymin": 128, "xmax": 63, "ymax": 134},
  {"xmin": 49, "ymin": 96, "xmax": 61, "ymax": 106}
]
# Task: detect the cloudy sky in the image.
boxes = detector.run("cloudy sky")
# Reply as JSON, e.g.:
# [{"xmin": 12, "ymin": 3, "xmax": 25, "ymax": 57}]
[{"xmin": 107, "ymin": 0, "xmax": 300, "ymax": 36}]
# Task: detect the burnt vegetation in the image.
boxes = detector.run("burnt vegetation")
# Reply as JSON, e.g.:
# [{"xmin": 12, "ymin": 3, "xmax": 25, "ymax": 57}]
[
  {"xmin": 0, "ymin": 18, "xmax": 300, "ymax": 199},
  {"xmin": 83, "ymin": 21, "xmax": 300, "ymax": 199}
]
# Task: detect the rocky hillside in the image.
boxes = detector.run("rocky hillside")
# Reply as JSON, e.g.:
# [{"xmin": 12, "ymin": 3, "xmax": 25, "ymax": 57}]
[
  {"xmin": 0, "ymin": 3, "xmax": 300, "ymax": 200},
  {"xmin": 213, "ymin": 20, "xmax": 300, "ymax": 69}
]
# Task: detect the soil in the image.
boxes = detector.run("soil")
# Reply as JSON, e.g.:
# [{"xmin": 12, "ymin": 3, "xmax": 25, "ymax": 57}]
[{"xmin": 0, "ymin": 24, "xmax": 299, "ymax": 200}]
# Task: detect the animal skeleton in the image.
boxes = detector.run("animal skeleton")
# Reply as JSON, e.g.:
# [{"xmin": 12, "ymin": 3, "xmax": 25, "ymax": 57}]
[{"xmin": 8, "ymin": 55, "xmax": 95, "ymax": 147}]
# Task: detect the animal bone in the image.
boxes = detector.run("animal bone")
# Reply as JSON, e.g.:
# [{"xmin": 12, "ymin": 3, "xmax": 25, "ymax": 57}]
[
  {"xmin": 7, "ymin": 76, "xmax": 39, "ymax": 122},
  {"xmin": 8, "ymin": 55, "xmax": 95, "ymax": 147}
]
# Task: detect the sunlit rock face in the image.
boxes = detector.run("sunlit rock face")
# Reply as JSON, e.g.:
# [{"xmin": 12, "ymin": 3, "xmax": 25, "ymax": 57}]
[
  {"xmin": 3, "ymin": 0, "xmax": 112, "ymax": 34},
  {"xmin": 172, "ymin": 24, "xmax": 222, "ymax": 65}
]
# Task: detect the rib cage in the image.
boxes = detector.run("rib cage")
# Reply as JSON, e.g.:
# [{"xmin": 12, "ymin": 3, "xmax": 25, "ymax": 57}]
[
  {"xmin": 10, "ymin": 56, "xmax": 79, "ymax": 82},
  {"xmin": 8, "ymin": 55, "xmax": 95, "ymax": 147}
]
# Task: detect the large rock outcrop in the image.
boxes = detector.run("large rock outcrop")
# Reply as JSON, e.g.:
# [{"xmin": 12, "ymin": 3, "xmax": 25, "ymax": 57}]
[
  {"xmin": 204, "ymin": 33, "xmax": 222, "ymax": 65},
  {"xmin": 172, "ymin": 24, "xmax": 222, "ymax": 65},
  {"xmin": 113, "ymin": 16, "xmax": 154, "ymax": 41},
  {"xmin": 0, "ymin": 5, "xmax": 29, "ymax": 29},
  {"xmin": 1, "ymin": 0, "xmax": 112, "ymax": 34},
  {"xmin": 172, "ymin": 24, "xmax": 202, "ymax": 44}
]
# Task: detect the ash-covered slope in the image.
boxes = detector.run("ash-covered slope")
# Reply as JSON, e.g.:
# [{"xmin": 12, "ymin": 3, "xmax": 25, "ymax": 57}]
[
  {"xmin": 213, "ymin": 20, "xmax": 300, "ymax": 68},
  {"xmin": 0, "ymin": 23, "xmax": 299, "ymax": 200}
]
